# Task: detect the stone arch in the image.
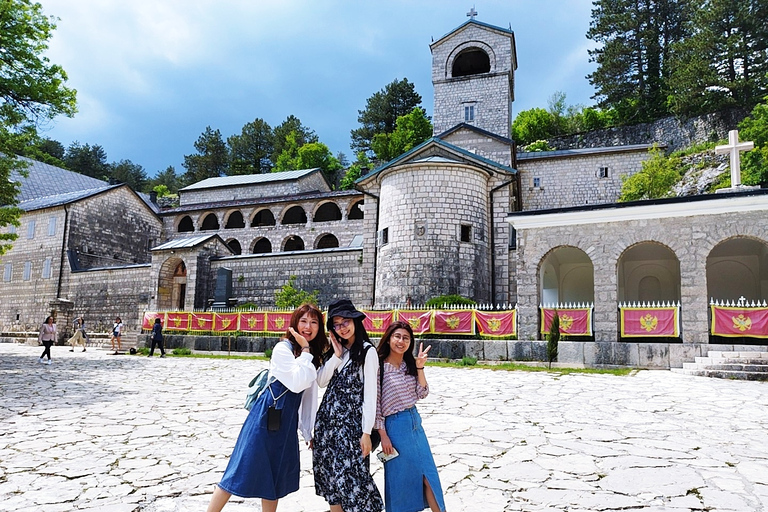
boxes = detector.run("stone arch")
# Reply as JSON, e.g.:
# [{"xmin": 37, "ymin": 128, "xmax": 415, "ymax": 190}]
[
  {"xmin": 200, "ymin": 212, "xmax": 220, "ymax": 231},
  {"xmin": 224, "ymin": 210, "xmax": 245, "ymax": 229},
  {"xmin": 446, "ymin": 41, "xmax": 496, "ymax": 79},
  {"xmin": 251, "ymin": 237, "xmax": 272, "ymax": 254},
  {"xmin": 348, "ymin": 199, "xmax": 364, "ymax": 220},
  {"xmin": 177, "ymin": 215, "xmax": 194, "ymax": 233},
  {"xmin": 315, "ymin": 233, "xmax": 339, "ymax": 249},
  {"xmin": 225, "ymin": 238, "xmax": 242, "ymax": 255},
  {"xmin": 617, "ymin": 242, "xmax": 681, "ymax": 303},
  {"xmin": 251, "ymin": 208, "xmax": 276, "ymax": 227},
  {"xmin": 539, "ymin": 246, "xmax": 594, "ymax": 305},
  {"xmin": 157, "ymin": 258, "xmax": 187, "ymax": 311},
  {"xmin": 283, "ymin": 235, "xmax": 305, "ymax": 252},
  {"xmin": 707, "ymin": 236, "xmax": 768, "ymax": 302},
  {"xmin": 313, "ymin": 201, "xmax": 342, "ymax": 222},
  {"xmin": 281, "ymin": 205, "xmax": 307, "ymax": 225}
]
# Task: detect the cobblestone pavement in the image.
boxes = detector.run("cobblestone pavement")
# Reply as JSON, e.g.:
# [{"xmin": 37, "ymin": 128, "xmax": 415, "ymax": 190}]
[{"xmin": 1, "ymin": 343, "xmax": 767, "ymax": 511}]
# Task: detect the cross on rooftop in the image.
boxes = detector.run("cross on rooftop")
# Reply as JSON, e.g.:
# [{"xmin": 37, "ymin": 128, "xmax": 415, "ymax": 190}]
[
  {"xmin": 467, "ymin": 6, "xmax": 478, "ymax": 19},
  {"xmin": 715, "ymin": 129, "xmax": 754, "ymax": 188}
]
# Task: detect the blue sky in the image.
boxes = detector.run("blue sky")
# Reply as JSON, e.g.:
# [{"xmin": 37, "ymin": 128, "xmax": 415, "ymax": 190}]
[{"xmin": 41, "ymin": 0, "xmax": 598, "ymax": 176}]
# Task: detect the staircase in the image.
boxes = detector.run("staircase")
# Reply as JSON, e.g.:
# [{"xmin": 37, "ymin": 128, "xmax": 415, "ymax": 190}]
[{"xmin": 673, "ymin": 350, "xmax": 768, "ymax": 381}]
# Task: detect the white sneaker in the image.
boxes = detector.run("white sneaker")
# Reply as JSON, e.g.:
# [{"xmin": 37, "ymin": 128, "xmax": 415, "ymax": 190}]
[
  {"xmin": 46, "ymin": 359, "xmax": 52, "ymax": 365},
  {"xmin": 38, "ymin": 358, "xmax": 44, "ymax": 364}
]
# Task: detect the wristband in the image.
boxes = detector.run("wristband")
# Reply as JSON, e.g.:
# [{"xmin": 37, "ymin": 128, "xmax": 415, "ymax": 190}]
[{"xmin": 416, "ymin": 366, "xmax": 424, "ymax": 370}]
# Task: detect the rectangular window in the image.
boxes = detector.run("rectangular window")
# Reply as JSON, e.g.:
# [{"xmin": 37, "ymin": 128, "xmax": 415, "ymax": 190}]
[
  {"xmin": 460, "ymin": 224, "xmax": 472, "ymax": 243},
  {"xmin": 599, "ymin": 166, "xmax": 609, "ymax": 178},
  {"xmin": 379, "ymin": 227, "xmax": 389, "ymax": 246},
  {"xmin": 48, "ymin": 217, "xmax": 57, "ymax": 236},
  {"xmin": 533, "ymin": 177, "xmax": 541, "ymax": 188},
  {"xmin": 42, "ymin": 258, "xmax": 52, "ymax": 279},
  {"xmin": 23, "ymin": 262, "xmax": 32, "ymax": 281},
  {"xmin": 464, "ymin": 105, "xmax": 475, "ymax": 122},
  {"xmin": 26, "ymin": 220, "xmax": 36, "ymax": 239},
  {"xmin": 3, "ymin": 263, "xmax": 11, "ymax": 282}
]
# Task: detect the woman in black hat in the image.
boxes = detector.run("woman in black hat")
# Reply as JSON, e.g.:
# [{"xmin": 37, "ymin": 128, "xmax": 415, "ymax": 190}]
[{"xmin": 313, "ymin": 298, "xmax": 383, "ymax": 512}]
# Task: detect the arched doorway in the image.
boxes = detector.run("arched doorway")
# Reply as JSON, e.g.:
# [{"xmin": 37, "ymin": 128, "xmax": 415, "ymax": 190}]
[
  {"xmin": 316, "ymin": 233, "xmax": 339, "ymax": 249},
  {"xmin": 252, "ymin": 237, "xmax": 272, "ymax": 254},
  {"xmin": 618, "ymin": 242, "xmax": 681, "ymax": 303},
  {"xmin": 157, "ymin": 258, "xmax": 187, "ymax": 310},
  {"xmin": 284, "ymin": 236, "xmax": 305, "ymax": 252},
  {"xmin": 707, "ymin": 237, "xmax": 768, "ymax": 302},
  {"xmin": 348, "ymin": 200, "xmax": 364, "ymax": 220},
  {"xmin": 226, "ymin": 239, "xmax": 242, "ymax": 255},
  {"xmin": 539, "ymin": 246, "xmax": 594, "ymax": 304},
  {"xmin": 313, "ymin": 202, "xmax": 342, "ymax": 222}
]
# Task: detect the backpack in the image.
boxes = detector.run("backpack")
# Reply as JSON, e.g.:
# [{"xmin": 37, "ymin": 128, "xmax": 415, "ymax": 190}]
[{"xmin": 244, "ymin": 368, "xmax": 271, "ymax": 411}]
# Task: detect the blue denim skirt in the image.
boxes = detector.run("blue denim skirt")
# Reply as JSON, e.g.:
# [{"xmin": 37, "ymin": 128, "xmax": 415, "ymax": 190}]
[{"xmin": 383, "ymin": 406, "xmax": 446, "ymax": 512}]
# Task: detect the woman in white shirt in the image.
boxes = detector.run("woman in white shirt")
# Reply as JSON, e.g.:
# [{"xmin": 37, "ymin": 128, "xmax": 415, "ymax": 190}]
[
  {"xmin": 207, "ymin": 304, "xmax": 328, "ymax": 512},
  {"xmin": 38, "ymin": 316, "xmax": 57, "ymax": 365},
  {"xmin": 313, "ymin": 299, "xmax": 383, "ymax": 512}
]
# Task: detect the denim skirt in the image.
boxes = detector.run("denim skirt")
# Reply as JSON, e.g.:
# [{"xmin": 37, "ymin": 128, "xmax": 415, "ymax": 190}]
[{"xmin": 383, "ymin": 406, "xmax": 446, "ymax": 512}]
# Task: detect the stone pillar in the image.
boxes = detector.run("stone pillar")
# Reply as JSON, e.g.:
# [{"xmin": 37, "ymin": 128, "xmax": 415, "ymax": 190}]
[{"xmin": 592, "ymin": 251, "xmax": 618, "ymax": 342}]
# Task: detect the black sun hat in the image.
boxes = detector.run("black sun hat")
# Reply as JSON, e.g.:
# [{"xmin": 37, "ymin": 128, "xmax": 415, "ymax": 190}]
[{"xmin": 326, "ymin": 298, "xmax": 366, "ymax": 330}]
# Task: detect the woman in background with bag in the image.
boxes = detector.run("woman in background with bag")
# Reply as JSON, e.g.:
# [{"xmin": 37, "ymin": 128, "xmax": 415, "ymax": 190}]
[
  {"xmin": 313, "ymin": 298, "xmax": 383, "ymax": 512},
  {"xmin": 375, "ymin": 321, "xmax": 446, "ymax": 512},
  {"xmin": 206, "ymin": 303, "xmax": 328, "ymax": 512}
]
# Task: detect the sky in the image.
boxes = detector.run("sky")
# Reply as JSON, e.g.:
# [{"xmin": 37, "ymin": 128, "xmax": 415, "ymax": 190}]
[{"xmin": 40, "ymin": 0, "xmax": 599, "ymax": 176}]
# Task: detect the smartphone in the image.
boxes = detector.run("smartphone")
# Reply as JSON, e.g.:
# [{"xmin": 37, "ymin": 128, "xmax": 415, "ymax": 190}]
[{"xmin": 377, "ymin": 447, "xmax": 399, "ymax": 463}]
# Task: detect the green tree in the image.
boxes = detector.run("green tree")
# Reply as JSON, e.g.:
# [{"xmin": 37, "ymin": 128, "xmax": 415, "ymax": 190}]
[
  {"xmin": 272, "ymin": 131, "xmax": 301, "ymax": 172},
  {"xmin": 22, "ymin": 136, "xmax": 66, "ymax": 167},
  {"xmin": 738, "ymin": 97, "xmax": 768, "ymax": 186},
  {"xmin": 109, "ymin": 159, "xmax": 148, "ymax": 191},
  {"xmin": 351, "ymin": 78, "xmax": 422, "ymax": 156},
  {"xmin": 339, "ymin": 152, "xmax": 372, "ymax": 190},
  {"xmin": 511, "ymin": 108, "xmax": 559, "ymax": 145},
  {"xmin": 0, "ymin": 0, "xmax": 77, "ymax": 255},
  {"xmin": 63, "ymin": 141, "xmax": 109, "ymax": 180},
  {"xmin": 619, "ymin": 146, "xmax": 682, "ymax": 201},
  {"xmin": 273, "ymin": 134, "xmax": 342, "ymax": 185},
  {"xmin": 182, "ymin": 126, "xmax": 228, "ymax": 185},
  {"xmin": 274, "ymin": 275, "xmax": 319, "ymax": 309},
  {"xmin": 227, "ymin": 117, "xmax": 273, "ymax": 175},
  {"xmin": 547, "ymin": 310, "xmax": 560, "ymax": 369},
  {"xmin": 271, "ymin": 115, "xmax": 317, "ymax": 165},
  {"xmin": 148, "ymin": 165, "xmax": 181, "ymax": 194},
  {"xmin": 370, "ymin": 107, "xmax": 432, "ymax": 162}
]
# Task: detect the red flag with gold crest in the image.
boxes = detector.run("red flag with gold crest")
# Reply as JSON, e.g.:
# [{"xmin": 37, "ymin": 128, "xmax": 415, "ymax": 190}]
[
  {"xmin": 266, "ymin": 311, "xmax": 292, "ymax": 334},
  {"xmin": 620, "ymin": 307, "xmax": 678, "ymax": 337},
  {"xmin": 190, "ymin": 312, "xmax": 214, "ymax": 331},
  {"xmin": 475, "ymin": 310, "xmax": 516, "ymax": 337},
  {"xmin": 541, "ymin": 308, "xmax": 592, "ymax": 335},
  {"xmin": 396, "ymin": 310, "xmax": 433, "ymax": 335},
  {"xmin": 432, "ymin": 310, "xmax": 474, "ymax": 335},
  {"xmin": 165, "ymin": 312, "xmax": 189, "ymax": 331},
  {"xmin": 142, "ymin": 312, "xmax": 164, "ymax": 330},
  {"xmin": 214, "ymin": 313, "xmax": 239, "ymax": 332},
  {"xmin": 711, "ymin": 305, "xmax": 768, "ymax": 338},
  {"xmin": 362, "ymin": 310, "xmax": 394, "ymax": 335},
  {"xmin": 239, "ymin": 312, "xmax": 265, "ymax": 333}
]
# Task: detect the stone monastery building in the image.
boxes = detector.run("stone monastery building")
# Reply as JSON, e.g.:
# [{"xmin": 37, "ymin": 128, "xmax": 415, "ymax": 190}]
[{"xmin": 2, "ymin": 16, "xmax": 767, "ymax": 359}]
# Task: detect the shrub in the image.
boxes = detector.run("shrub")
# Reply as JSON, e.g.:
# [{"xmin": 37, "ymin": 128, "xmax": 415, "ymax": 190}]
[
  {"xmin": 425, "ymin": 294, "xmax": 476, "ymax": 308},
  {"xmin": 274, "ymin": 276, "xmax": 318, "ymax": 309},
  {"xmin": 461, "ymin": 356, "xmax": 478, "ymax": 366},
  {"xmin": 172, "ymin": 347, "xmax": 192, "ymax": 356},
  {"xmin": 547, "ymin": 311, "xmax": 560, "ymax": 368}
]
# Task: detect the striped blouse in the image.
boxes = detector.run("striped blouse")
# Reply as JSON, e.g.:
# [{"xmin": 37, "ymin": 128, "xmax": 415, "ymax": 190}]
[{"xmin": 375, "ymin": 361, "xmax": 428, "ymax": 430}]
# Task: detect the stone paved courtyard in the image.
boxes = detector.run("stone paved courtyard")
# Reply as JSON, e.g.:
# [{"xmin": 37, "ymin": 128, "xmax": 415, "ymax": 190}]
[{"xmin": 1, "ymin": 343, "xmax": 767, "ymax": 511}]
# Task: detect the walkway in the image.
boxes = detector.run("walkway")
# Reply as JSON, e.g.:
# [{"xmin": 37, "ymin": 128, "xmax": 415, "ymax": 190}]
[{"xmin": 0, "ymin": 344, "xmax": 766, "ymax": 511}]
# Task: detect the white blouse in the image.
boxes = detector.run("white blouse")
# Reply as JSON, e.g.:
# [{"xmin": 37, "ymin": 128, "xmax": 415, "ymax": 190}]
[
  {"xmin": 269, "ymin": 340, "xmax": 318, "ymax": 442},
  {"xmin": 317, "ymin": 343, "xmax": 379, "ymax": 435}
]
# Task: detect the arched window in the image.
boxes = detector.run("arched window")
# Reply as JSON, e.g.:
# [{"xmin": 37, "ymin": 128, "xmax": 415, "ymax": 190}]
[
  {"xmin": 177, "ymin": 216, "xmax": 194, "ymax": 232},
  {"xmin": 284, "ymin": 236, "xmax": 305, "ymax": 251},
  {"xmin": 348, "ymin": 200, "xmax": 364, "ymax": 220},
  {"xmin": 225, "ymin": 211, "xmax": 245, "ymax": 229},
  {"xmin": 251, "ymin": 209, "xmax": 275, "ymax": 227},
  {"xmin": 313, "ymin": 202, "xmax": 342, "ymax": 222},
  {"xmin": 226, "ymin": 239, "xmax": 242, "ymax": 255},
  {"xmin": 200, "ymin": 213, "xmax": 220, "ymax": 231},
  {"xmin": 316, "ymin": 234, "xmax": 339, "ymax": 249},
  {"xmin": 452, "ymin": 48, "xmax": 491, "ymax": 77},
  {"xmin": 252, "ymin": 237, "xmax": 272, "ymax": 254},
  {"xmin": 282, "ymin": 206, "xmax": 307, "ymax": 225}
]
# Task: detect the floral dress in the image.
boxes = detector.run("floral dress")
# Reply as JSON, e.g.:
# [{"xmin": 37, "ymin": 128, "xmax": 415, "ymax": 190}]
[{"xmin": 313, "ymin": 353, "xmax": 384, "ymax": 512}]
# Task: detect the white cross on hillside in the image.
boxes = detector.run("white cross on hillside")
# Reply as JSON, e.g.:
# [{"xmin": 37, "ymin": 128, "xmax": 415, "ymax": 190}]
[{"xmin": 715, "ymin": 129, "xmax": 755, "ymax": 188}]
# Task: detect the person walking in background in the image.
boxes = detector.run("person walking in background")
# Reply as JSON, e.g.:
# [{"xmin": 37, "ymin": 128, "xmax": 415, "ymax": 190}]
[
  {"xmin": 110, "ymin": 316, "xmax": 123, "ymax": 355},
  {"xmin": 313, "ymin": 298, "xmax": 384, "ymax": 512},
  {"xmin": 375, "ymin": 321, "xmax": 446, "ymax": 512},
  {"xmin": 68, "ymin": 315, "xmax": 89, "ymax": 352},
  {"xmin": 148, "ymin": 317, "xmax": 166, "ymax": 358},
  {"xmin": 206, "ymin": 304, "xmax": 329, "ymax": 512},
  {"xmin": 38, "ymin": 316, "xmax": 57, "ymax": 365}
]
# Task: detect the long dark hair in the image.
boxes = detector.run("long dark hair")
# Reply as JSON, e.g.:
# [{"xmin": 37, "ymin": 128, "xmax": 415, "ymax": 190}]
[
  {"xmin": 376, "ymin": 321, "xmax": 417, "ymax": 376},
  {"xmin": 284, "ymin": 303, "xmax": 328, "ymax": 368},
  {"xmin": 338, "ymin": 316, "xmax": 372, "ymax": 365}
]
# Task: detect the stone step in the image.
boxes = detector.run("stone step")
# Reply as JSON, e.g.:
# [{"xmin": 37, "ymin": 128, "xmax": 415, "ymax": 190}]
[
  {"xmin": 694, "ymin": 356, "xmax": 768, "ymax": 366},
  {"xmin": 683, "ymin": 362, "xmax": 768, "ymax": 372},
  {"xmin": 707, "ymin": 351, "xmax": 768, "ymax": 359},
  {"xmin": 672, "ymin": 368, "xmax": 768, "ymax": 381}
]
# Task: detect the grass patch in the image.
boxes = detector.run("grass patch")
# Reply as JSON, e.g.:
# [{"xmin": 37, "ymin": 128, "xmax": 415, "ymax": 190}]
[{"xmin": 172, "ymin": 347, "xmax": 192, "ymax": 356}]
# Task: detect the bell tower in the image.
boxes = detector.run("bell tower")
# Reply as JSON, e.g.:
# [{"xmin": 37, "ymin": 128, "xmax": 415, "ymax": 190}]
[{"xmin": 430, "ymin": 16, "xmax": 517, "ymax": 138}]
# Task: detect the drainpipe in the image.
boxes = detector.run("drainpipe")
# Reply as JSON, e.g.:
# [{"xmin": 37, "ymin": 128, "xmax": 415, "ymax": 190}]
[
  {"xmin": 489, "ymin": 178, "xmax": 516, "ymax": 304},
  {"xmin": 355, "ymin": 186, "xmax": 380, "ymax": 307},
  {"xmin": 56, "ymin": 205, "xmax": 70, "ymax": 299}
]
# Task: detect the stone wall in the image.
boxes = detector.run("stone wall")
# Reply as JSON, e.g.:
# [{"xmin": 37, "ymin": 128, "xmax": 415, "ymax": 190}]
[
  {"xmin": 440, "ymin": 127, "xmax": 514, "ymax": 166},
  {"xmin": 549, "ymin": 109, "xmax": 749, "ymax": 154},
  {"xmin": 179, "ymin": 172, "xmax": 329, "ymax": 206}
]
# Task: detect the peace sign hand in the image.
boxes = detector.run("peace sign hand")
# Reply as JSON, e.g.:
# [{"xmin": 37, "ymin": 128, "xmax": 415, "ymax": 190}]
[{"xmin": 415, "ymin": 342, "xmax": 431, "ymax": 368}]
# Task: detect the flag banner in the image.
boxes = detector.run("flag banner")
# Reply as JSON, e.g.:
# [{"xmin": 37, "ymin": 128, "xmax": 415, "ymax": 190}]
[
  {"xmin": 432, "ymin": 310, "xmax": 475, "ymax": 335},
  {"xmin": 239, "ymin": 312, "xmax": 265, "ymax": 332},
  {"xmin": 541, "ymin": 308, "xmax": 592, "ymax": 335},
  {"xmin": 397, "ymin": 310, "xmax": 433, "ymax": 335},
  {"xmin": 191, "ymin": 312, "xmax": 214, "ymax": 331},
  {"xmin": 266, "ymin": 311, "xmax": 293, "ymax": 334},
  {"xmin": 363, "ymin": 310, "xmax": 395, "ymax": 335},
  {"xmin": 711, "ymin": 305, "xmax": 768, "ymax": 338},
  {"xmin": 165, "ymin": 312, "xmax": 190, "ymax": 331},
  {"xmin": 475, "ymin": 310, "xmax": 516, "ymax": 337},
  {"xmin": 214, "ymin": 313, "xmax": 239, "ymax": 332},
  {"xmin": 620, "ymin": 307, "xmax": 679, "ymax": 337},
  {"xmin": 142, "ymin": 312, "xmax": 164, "ymax": 330}
]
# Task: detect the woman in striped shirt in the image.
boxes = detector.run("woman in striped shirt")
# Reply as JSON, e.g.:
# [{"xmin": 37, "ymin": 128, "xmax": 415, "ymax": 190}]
[{"xmin": 375, "ymin": 321, "xmax": 446, "ymax": 512}]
